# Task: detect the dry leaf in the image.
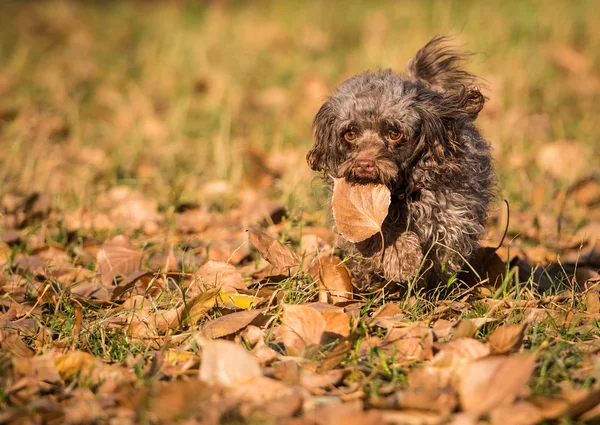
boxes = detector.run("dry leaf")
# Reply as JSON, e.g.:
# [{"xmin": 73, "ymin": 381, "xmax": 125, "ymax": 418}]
[
  {"xmin": 386, "ymin": 322, "xmax": 434, "ymax": 362},
  {"xmin": 199, "ymin": 339, "xmax": 262, "ymax": 386},
  {"xmin": 321, "ymin": 310, "xmax": 350, "ymax": 339},
  {"xmin": 490, "ymin": 402, "xmax": 544, "ymax": 425},
  {"xmin": 96, "ymin": 236, "xmax": 145, "ymax": 286},
  {"xmin": 311, "ymin": 256, "xmax": 353, "ymax": 304},
  {"xmin": 331, "ymin": 178, "xmax": 391, "ymax": 243},
  {"xmin": 452, "ymin": 318, "xmax": 496, "ymax": 339},
  {"xmin": 13, "ymin": 353, "xmax": 62, "ymax": 384},
  {"xmin": 192, "ymin": 260, "xmax": 246, "ymax": 293},
  {"xmin": 247, "ymin": 227, "xmax": 300, "ymax": 269},
  {"xmin": 458, "ymin": 354, "xmax": 536, "ymax": 414},
  {"xmin": 488, "ymin": 322, "xmax": 528, "ymax": 354},
  {"xmin": 202, "ymin": 309, "xmax": 265, "ymax": 339},
  {"xmin": 281, "ymin": 304, "xmax": 326, "ymax": 356},
  {"xmin": 417, "ymin": 338, "xmax": 491, "ymax": 389},
  {"xmin": 585, "ymin": 289, "xmax": 600, "ymax": 314}
]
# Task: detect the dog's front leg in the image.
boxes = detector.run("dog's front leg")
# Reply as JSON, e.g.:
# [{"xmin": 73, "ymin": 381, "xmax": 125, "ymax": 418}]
[{"xmin": 382, "ymin": 231, "xmax": 423, "ymax": 282}]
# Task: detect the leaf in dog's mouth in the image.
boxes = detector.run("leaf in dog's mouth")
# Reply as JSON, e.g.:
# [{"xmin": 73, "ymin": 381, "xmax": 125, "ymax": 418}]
[{"xmin": 331, "ymin": 178, "xmax": 391, "ymax": 243}]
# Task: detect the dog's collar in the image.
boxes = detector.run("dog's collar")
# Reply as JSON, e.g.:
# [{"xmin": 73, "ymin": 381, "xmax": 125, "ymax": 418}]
[{"xmin": 394, "ymin": 182, "xmax": 424, "ymax": 200}]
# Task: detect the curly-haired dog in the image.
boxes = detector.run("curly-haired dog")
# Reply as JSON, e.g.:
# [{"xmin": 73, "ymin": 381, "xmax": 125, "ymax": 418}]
[{"xmin": 307, "ymin": 37, "xmax": 496, "ymax": 287}]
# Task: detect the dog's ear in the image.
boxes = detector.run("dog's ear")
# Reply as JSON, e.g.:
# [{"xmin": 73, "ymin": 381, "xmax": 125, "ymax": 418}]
[
  {"xmin": 443, "ymin": 86, "xmax": 486, "ymax": 121},
  {"xmin": 407, "ymin": 36, "xmax": 478, "ymax": 94},
  {"xmin": 307, "ymin": 101, "xmax": 335, "ymax": 172}
]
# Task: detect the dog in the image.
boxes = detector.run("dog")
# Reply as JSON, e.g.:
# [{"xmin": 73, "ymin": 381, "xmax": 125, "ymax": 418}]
[{"xmin": 306, "ymin": 36, "xmax": 496, "ymax": 287}]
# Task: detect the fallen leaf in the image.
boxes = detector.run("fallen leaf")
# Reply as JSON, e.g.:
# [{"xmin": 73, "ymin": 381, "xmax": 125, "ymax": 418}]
[
  {"xmin": 385, "ymin": 322, "xmax": 434, "ymax": 362},
  {"xmin": 281, "ymin": 304, "xmax": 326, "ymax": 356},
  {"xmin": 331, "ymin": 178, "xmax": 391, "ymax": 243},
  {"xmin": 192, "ymin": 260, "xmax": 246, "ymax": 293},
  {"xmin": 321, "ymin": 309, "xmax": 350, "ymax": 339},
  {"xmin": 55, "ymin": 351, "xmax": 132, "ymax": 387},
  {"xmin": 585, "ymin": 289, "xmax": 600, "ymax": 314},
  {"xmin": 199, "ymin": 338, "xmax": 262, "ymax": 386},
  {"xmin": 202, "ymin": 309, "xmax": 265, "ymax": 339},
  {"xmin": 13, "ymin": 353, "xmax": 62, "ymax": 384},
  {"xmin": 379, "ymin": 409, "xmax": 444, "ymax": 425},
  {"xmin": 417, "ymin": 338, "xmax": 491, "ymax": 389},
  {"xmin": 175, "ymin": 207, "xmax": 211, "ymax": 234},
  {"xmin": 488, "ymin": 322, "xmax": 528, "ymax": 354},
  {"xmin": 458, "ymin": 354, "xmax": 536, "ymax": 414},
  {"xmin": 300, "ymin": 368, "xmax": 345, "ymax": 392},
  {"xmin": 216, "ymin": 291, "xmax": 261, "ymax": 310},
  {"xmin": 489, "ymin": 402, "xmax": 544, "ymax": 425},
  {"xmin": 311, "ymin": 256, "xmax": 353, "ymax": 304},
  {"xmin": 452, "ymin": 318, "xmax": 496, "ymax": 339},
  {"xmin": 96, "ymin": 236, "xmax": 145, "ymax": 286},
  {"xmin": 301, "ymin": 234, "xmax": 333, "ymax": 261},
  {"xmin": 247, "ymin": 227, "xmax": 300, "ymax": 269}
]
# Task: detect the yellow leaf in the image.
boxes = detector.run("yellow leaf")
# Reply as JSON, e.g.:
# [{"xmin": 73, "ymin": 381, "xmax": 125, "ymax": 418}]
[{"xmin": 217, "ymin": 291, "xmax": 260, "ymax": 310}]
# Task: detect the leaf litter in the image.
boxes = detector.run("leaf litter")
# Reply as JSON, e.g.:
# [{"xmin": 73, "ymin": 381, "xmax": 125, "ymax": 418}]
[{"xmin": 1, "ymin": 3, "xmax": 600, "ymax": 424}]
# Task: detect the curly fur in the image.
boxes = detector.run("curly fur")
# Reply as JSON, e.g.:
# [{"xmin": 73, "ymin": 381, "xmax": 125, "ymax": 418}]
[{"xmin": 307, "ymin": 36, "xmax": 496, "ymax": 287}]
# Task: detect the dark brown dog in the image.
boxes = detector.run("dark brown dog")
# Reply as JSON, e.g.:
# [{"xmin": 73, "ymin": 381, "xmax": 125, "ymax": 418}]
[{"xmin": 307, "ymin": 37, "xmax": 496, "ymax": 286}]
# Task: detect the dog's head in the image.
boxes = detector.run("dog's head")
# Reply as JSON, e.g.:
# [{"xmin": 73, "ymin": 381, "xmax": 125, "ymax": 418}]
[{"xmin": 307, "ymin": 36, "xmax": 485, "ymax": 191}]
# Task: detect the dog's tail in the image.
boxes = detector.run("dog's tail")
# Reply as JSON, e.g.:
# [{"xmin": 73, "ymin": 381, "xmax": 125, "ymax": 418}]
[{"xmin": 406, "ymin": 36, "xmax": 481, "ymax": 93}]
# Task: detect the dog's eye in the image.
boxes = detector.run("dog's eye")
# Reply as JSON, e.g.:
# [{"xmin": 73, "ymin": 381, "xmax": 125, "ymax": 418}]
[
  {"xmin": 343, "ymin": 130, "xmax": 358, "ymax": 142},
  {"xmin": 387, "ymin": 130, "xmax": 403, "ymax": 142}
]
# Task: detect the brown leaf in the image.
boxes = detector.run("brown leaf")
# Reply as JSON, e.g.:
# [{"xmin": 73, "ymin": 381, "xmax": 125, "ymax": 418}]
[
  {"xmin": 321, "ymin": 309, "xmax": 350, "ymax": 340},
  {"xmin": 311, "ymin": 256, "xmax": 353, "ymax": 304},
  {"xmin": 96, "ymin": 236, "xmax": 144, "ymax": 286},
  {"xmin": 379, "ymin": 409, "xmax": 443, "ymax": 425},
  {"xmin": 199, "ymin": 338, "xmax": 262, "ymax": 386},
  {"xmin": 0, "ymin": 330, "xmax": 34, "ymax": 357},
  {"xmin": 386, "ymin": 322, "xmax": 434, "ymax": 362},
  {"xmin": 281, "ymin": 304, "xmax": 326, "ymax": 356},
  {"xmin": 370, "ymin": 303, "xmax": 406, "ymax": 329},
  {"xmin": 458, "ymin": 354, "xmax": 536, "ymax": 414},
  {"xmin": 120, "ymin": 290, "xmax": 219, "ymax": 337},
  {"xmin": 393, "ymin": 381, "xmax": 457, "ymax": 416},
  {"xmin": 301, "ymin": 234, "xmax": 333, "ymax": 260},
  {"xmin": 331, "ymin": 178, "xmax": 391, "ymax": 243},
  {"xmin": 300, "ymin": 368, "xmax": 345, "ymax": 392},
  {"xmin": 488, "ymin": 322, "xmax": 528, "ymax": 354},
  {"xmin": 13, "ymin": 353, "xmax": 62, "ymax": 384},
  {"xmin": 452, "ymin": 318, "xmax": 496, "ymax": 339},
  {"xmin": 192, "ymin": 260, "xmax": 246, "ymax": 293},
  {"xmin": 54, "ymin": 350, "xmax": 132, "ymax": 387},
  {"xmin": 247, "ymin": 227, "xmax": 300, "ymax": 269},
  {"xmin": 70, "ymin": 279, "xmax": 111, "ymax": 302},
  {"xmin": 585, "ymin": 289, "xmax": 600, "ymax": 314},
  {"xmin": 489, "ymin": 402, "xmax": 543, "ymax": 425},
  {"xmin": 175, "ymin": 207, "xmax": 211, "ymax": 234},
  {"xmin": 419, "ymin": 339, "xmax": 491, "ymax": 389},
  {"xmin": 202, "ymin": 309, "xmax": 265, "ymax": 339}
]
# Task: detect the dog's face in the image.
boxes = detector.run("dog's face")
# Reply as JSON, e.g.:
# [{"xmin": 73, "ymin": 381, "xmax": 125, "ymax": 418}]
[
  {"xmin": 307, "ymin": 37, "xmax": 485, "ymax": 192},
  {"xmin": 308, "ymin": 71, "xmax": 424, "ymax": 188}
]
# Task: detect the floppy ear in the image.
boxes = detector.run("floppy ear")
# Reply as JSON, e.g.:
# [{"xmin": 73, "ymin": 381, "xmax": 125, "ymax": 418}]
[
  {"xmin": 406, "ymin": 36, "xmax": 478, "ymax": 93},
  {"xmin": 443, "ymin": 86, "xmax": 486, "ymax": 120},
  {"xmin": 306, "ymin": 101, "xmax": 336, "ymax": 172},
  {"xmin": 414, "ymin": 86, "xmax": 486, "ymax": 160}
]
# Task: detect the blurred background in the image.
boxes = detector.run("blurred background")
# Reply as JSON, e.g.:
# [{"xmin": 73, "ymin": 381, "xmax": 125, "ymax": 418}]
[{"xmin": 0, "ymin": 0, "xmax": 598, "ymax": 239}]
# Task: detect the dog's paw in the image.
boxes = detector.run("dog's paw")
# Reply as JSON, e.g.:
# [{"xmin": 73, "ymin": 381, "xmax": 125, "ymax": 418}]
[{"xmin": 382, "ymin": 231, "xmax": 423, "ymax": 282}]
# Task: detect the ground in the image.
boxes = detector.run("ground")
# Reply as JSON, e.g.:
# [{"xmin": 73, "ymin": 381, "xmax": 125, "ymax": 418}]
[{"xmin": 0, "ymin": 1, "xmax": 600, "ymax": 424}]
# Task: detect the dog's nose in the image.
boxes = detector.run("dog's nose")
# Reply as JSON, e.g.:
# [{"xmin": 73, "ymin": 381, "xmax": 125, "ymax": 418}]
[{"xmin": 356, "ymin": 158, "xmax": 375, "ymax": 172}]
